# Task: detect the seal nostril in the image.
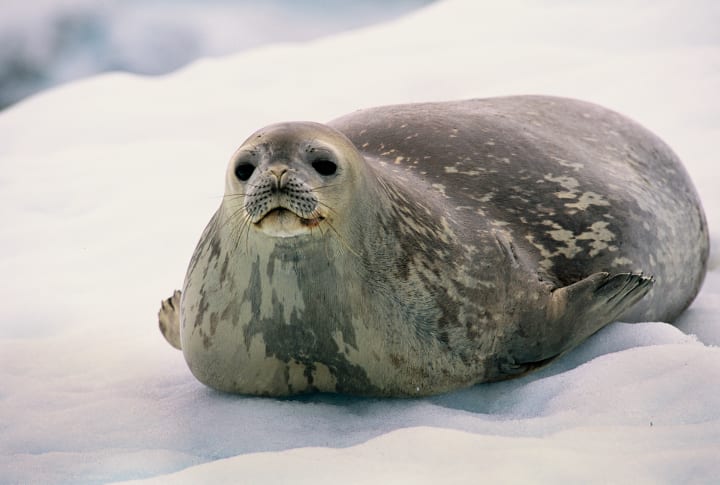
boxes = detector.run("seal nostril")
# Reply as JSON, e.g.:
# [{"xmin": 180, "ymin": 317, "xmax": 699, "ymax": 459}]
[
  {"xmin": 312, "ymin": 159, "xmax": 337, "ymax": 176},
  {"xmin": 235, "ymin": 163, "xmax": 255, "ymax": 181}
]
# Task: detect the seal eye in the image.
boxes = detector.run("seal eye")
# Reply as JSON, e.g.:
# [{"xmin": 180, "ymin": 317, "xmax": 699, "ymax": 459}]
[
  {"xmin": 235, "ymin": 163, "xmax": 255, "ymax": 181},
  {"xmin": 312, "ymin": 159, "xmax": 337, "ymax": 176}
]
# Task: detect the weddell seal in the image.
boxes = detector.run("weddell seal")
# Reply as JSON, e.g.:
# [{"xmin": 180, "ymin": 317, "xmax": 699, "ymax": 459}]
[{"xmin": 158, "ymin": 95, "xmax": 709, "ymax": 396}]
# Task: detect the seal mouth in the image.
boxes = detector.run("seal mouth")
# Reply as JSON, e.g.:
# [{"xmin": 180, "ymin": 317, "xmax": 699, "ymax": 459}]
[{"xmin": 257, "ymin": 207, "xmax": 325, "ymax": 228}]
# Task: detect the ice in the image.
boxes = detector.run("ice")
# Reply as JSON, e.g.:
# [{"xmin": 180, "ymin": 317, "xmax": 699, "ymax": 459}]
[
  {"xmin": 0, "ymin": 0, "xmax": 432, "ymax": 109},
  {"xmin": 1, "ymin": 0, "xmax": 719, "ymax": 483}
]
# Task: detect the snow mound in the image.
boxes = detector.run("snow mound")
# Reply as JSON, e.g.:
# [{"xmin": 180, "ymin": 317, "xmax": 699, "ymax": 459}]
[{"xmin": 1, "ymin": 0, "xmax": 718, "ymax": 483}]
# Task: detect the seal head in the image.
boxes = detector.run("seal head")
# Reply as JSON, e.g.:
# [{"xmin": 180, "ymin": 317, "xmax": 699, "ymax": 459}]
[{"xmin": 224, "ymin": 122, "xmax": 369, "ymax": 239}]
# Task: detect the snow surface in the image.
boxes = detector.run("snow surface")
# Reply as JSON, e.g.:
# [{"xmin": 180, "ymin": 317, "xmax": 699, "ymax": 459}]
[
  {"xmin": 1, "ymin": 0, "xmax": 719, "ymax": 483},
  {"xmin": 0, "ymin": 0, "xmax": 432, "ymax": 109}
]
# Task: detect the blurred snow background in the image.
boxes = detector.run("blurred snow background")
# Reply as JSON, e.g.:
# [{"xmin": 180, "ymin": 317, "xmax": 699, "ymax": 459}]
[
  {"xmin": 0, "ymin": 0, "xmax": 433, "ymax": 109},
  {"xmin": 1, "ymin": 0, "xmax": 719, "ymax": 483}
]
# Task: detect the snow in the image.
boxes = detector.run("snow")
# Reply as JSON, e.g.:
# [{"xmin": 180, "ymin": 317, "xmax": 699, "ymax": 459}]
[
  {"xmin": 0, "ymin": 0, "xmax": 432, "ymax": 109},
  {"xmin": 1, "ymin": 0, "xmax": 719, "ymax": 483}
]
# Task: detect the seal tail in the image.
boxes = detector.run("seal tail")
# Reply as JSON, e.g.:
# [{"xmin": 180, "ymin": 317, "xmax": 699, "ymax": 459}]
[{"xmin": 158, "ymin": 290, "xmax": 182, "ymax": 350}]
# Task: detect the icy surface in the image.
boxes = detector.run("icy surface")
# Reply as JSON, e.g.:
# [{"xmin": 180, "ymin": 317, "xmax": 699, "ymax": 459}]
[
  {"xmin": 1, "ymin": 0, "xmax": 719, "ymax": 483},
  {"xmin": 0, "ymin": 0, "xmax": 432, "ymax": 109}
]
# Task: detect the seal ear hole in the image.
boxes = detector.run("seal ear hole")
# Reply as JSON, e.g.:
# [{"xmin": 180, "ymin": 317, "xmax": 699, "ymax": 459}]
[
  {"xmin": 235, "ymin": 163, "xmax": 256, "ymax": 181},
  {"xmin": 312, "ymin": 159, "xmax": 338, "ymax": 176}
]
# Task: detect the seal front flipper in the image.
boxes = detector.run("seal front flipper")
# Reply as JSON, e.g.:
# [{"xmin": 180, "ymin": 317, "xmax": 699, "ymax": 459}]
[
  {"xmin": 158, "ymin": 290, "xmax": 182, "ymax": 350},
  {"xmin": 508, "ymin": 272, "xmax": 654, "ymax": 375},
  {"xmin": 547, "ymin": 272, "xmax": 654, "ymax": 350}
]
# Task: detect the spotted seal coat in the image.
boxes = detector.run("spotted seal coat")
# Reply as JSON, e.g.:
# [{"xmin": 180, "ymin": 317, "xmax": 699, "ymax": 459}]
[{"xmin": 158, "ymin": 96, "xmax": 709, "ymax": 396}]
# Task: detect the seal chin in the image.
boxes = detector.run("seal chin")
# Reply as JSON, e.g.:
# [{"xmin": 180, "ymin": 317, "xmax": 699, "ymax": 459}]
[{"xmin": 254, "ymin": 208, "xmax": 324, "ymax": 237}]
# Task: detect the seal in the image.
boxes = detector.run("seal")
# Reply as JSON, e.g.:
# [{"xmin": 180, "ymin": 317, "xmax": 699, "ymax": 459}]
[{"xmin": 158, "ymin": 95, "xmax": 709, "ymax": 397}]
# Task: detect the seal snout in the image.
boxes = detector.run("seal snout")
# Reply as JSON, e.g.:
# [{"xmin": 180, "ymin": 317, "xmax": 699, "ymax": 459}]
[
  {"xmin": 268, "ymin": 166, "xmax": 290, "ymax": 191},
  {"xmin": 243, "ymin": 166, "xmax": 325, "ymax": 236}
]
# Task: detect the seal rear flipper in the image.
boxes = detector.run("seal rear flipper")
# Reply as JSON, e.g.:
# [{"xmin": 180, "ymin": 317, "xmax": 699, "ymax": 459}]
[
  {"xmin": 510, "ymin": 272, "xmax": 654, "ymax": 375},
  {"xmin": 158, "ymin": 290, "xmax": 182, "ymax": 350}
]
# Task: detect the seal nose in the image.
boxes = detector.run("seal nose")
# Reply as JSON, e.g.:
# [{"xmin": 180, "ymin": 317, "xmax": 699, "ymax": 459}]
[{"xmin": 268, "ymin": 166, "xmax": 289, "ymax": 190}]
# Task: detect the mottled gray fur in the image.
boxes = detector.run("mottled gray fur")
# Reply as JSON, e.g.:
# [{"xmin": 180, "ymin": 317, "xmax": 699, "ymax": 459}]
[{"xmin": 159, "ymin": 96, "xmax": 708, "ymax": 396}]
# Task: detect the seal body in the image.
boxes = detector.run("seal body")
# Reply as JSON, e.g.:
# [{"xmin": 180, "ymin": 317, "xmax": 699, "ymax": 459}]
[{"xmin": 160, "ymin": 96, "xmax": 708, "ymax": 396}]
